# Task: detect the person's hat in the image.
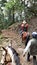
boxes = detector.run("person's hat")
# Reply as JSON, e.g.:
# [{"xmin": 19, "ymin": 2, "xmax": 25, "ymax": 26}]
[
  {"xmin": 22, "ymin": 20, "xmax": 26, "ymax": 24},
  {"xmin": 32, "ymin": 32, "xmax": 37, "ymax": 35}
]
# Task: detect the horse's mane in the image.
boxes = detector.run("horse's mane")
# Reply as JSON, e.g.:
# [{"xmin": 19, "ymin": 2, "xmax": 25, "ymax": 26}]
[{"xmin": 8, "ymin": 46, "xmax": 19, "ymax": 56}]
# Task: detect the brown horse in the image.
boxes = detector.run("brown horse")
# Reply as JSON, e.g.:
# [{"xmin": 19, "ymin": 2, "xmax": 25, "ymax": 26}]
[{"xmin": 22, "ymin": 32, "xmax": 30, "ymax": 44}]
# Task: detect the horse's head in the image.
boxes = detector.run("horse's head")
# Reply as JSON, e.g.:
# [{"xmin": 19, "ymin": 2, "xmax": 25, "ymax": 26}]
[
  {"xmin": 1, "ymin": 46, "xmax": 21, "ymax": 65},
  {"xmin": 1, "ymin": 47, "xmax": 12, "ymax": 65}
]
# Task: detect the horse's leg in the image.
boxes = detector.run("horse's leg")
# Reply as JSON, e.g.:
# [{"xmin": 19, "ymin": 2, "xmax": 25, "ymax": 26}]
[
  {"xmin": 33, "ymin": 56, "xmax": 37, "ymax": 65},
  {"xmin": 21, "ymin": 34, "xmax": 24, "ymax": 43},
  {"xmin": 27, "ymin": 52, "xmax": 30, "ymax": 61}
]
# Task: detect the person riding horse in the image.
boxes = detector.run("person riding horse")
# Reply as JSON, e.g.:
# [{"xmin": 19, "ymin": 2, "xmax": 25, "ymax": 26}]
[
  {"xmin": 21, "ymin": 20, "xmax": 30, "ymax": 45},
  {"xmin": 18, "ymin": 20, "xmax": 30, "ymax": 61},
  {"xmin": 20, "ymin": 20, "xmax": 30, "ymax": 61},
  {"xmin": 18, "ymin": 20, "xmax": 29, "ymax": 36},
  {"xmin": 21, "ymin": 20, "xmax": 29, "ymax": 32}
]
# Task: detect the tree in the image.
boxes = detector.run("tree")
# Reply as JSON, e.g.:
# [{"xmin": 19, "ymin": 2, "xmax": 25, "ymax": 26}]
[
  {"xmin": 24, "ymin": 0, "xmax": 37, "ymax": 21},
  {"xmin": 5, "ymin": 0, "xmax": 24, "ymax": 22},
  {"xmin": 0, "ymin": 0, "xmax": 37, "ymax": 29}
]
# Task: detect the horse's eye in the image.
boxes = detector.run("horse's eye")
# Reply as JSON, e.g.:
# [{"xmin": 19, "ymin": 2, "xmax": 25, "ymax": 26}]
[{"xmin": 3, "ymin": 55, "xmax": 4, "ymax": 56}]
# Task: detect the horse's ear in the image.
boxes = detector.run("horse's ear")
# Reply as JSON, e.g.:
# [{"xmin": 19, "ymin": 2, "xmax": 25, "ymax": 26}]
[
  {"xmin": 2, "ymin": 47, "xmax": 7, "ymax": 52},
  {"xmin": 9, "ymin": 40, "xmax": 12, "ymax": 46}
]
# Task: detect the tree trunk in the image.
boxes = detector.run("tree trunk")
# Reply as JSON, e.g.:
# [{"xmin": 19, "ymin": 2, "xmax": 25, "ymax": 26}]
[
  {"xmin": 13, "ymin": 6, "xmax": 15, "ymax": 23},
  {"xmin": 8, "ymin": 8, "xmax": 11, "ymax": 22}
]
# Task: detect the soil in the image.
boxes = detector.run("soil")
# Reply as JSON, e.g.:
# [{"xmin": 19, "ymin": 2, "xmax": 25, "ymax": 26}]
[{"xmin": 0, "ymin": 17, "xmax": 37, "ymax": 65}]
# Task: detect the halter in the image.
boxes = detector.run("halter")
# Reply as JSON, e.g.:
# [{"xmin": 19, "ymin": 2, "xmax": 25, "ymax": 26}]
[
  {"xmin": 1, "ymin": 46, "xmax": 20, "ymax": 65},
  {"xmin": 4, "ymin": 51, "xmax": 12, "ymax": 65}
]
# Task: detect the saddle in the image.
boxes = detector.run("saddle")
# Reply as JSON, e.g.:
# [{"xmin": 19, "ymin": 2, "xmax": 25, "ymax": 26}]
[{"xmin": 22, "ymin": 32, "xmax": 29, "ymax": 40}]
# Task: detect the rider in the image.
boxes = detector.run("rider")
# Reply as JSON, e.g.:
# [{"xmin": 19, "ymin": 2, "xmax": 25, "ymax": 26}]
[
  {"xmin": 21, "ymin": 20, "xmax": 30, "ymax": 61},
  {"xmin": 21, "ymin": 20, "xmax": 29, "ymax": 32},
  {"xmin": 21, "ymin": 20, "xmax": 30, "ymax": 45}
]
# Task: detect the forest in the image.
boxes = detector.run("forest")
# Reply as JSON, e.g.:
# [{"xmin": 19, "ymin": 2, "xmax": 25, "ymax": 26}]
[{"xmin": 0, "ymin": 0, "xmax": 37, "ymax": 29}]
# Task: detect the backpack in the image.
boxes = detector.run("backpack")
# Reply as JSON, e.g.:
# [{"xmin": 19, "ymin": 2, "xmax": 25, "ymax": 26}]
[
  {"xmin": 32, "ymin": 32, "xmax": 37, "ymax": 39},
  {"xmin": 30, "ymin": 39, "xmax": 37, "ymax": 55}
]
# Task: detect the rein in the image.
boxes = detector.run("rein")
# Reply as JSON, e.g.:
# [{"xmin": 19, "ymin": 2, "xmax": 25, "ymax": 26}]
[
  {"xmin": 4, "ymin": 58, "xmax": 12, "ymax": 65},
  {"xmin": 4, "ymin": 50, "xmax": 12, "ymax": 65},
  {"xmin": 2, "ymin": 46, "xmax": 20, "ymax": 65}
]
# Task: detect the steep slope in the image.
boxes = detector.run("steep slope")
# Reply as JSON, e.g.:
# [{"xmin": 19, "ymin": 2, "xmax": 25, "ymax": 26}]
[{"xmin": 0, "ymin": 17, "xmax": 37, "ymax": 65}]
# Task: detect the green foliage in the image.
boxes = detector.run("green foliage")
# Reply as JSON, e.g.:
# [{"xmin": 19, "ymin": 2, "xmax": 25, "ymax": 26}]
[
  {"xmin": 0, "ymin": 0, "xmax": 37, "ymax": 29},
  {"xmin": 24, "ymin": 0, "xmax": 37, "ymax": 21},
  {"xmin": 5, "ymin": 0, "xmax": 24, "ymax": 12}
]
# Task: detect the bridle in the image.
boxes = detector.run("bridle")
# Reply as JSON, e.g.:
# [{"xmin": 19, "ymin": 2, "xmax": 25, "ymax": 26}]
[
  {"xmin": 1, "ymin": 46, "xmax": 21, "ymax": 65},
  {"xmin": 4, "ymin": 52, "xmax": 12, "ymax": 65}
]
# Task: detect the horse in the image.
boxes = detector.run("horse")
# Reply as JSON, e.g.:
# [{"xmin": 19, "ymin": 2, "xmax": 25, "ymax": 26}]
[
  {"xmin": 1, "ymin": 46, "xmax": 21, "ymax": 65},
  {"xmin": 22, "ymin": 32, "xmax": 30, "ymax": 45}
]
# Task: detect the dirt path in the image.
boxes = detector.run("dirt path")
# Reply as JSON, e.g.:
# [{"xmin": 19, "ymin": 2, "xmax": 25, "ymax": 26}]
[
  {"xmin": 0, "ymin": 29, "xmax": 33, "ymax": 65},
  {"xmin": 0, "ymin": 17, "xmax": 37, "ymax": 65}
]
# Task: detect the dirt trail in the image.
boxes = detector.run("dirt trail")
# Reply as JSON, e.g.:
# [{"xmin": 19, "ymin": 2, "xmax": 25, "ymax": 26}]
[
  {"xmin": 0, "ymin": 29, "xmax": 33, "ymax": 65},
  {"xmin": 0, "ymin": 17, "xmax": 37, "ymax": 65}
]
